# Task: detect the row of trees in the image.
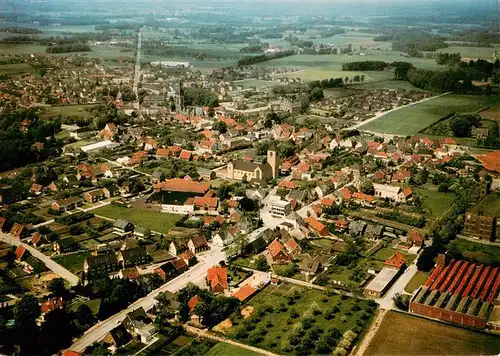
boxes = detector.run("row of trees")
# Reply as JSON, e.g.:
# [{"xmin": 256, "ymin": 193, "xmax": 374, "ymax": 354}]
[
  {"xmin": 406, "ymin": 67, "xmax": 472, "ymax": 92},
  {"xmin": 237, "ymin": 50, "xmax": 295, "ymax": 67},
  {"xmin": 46, "ymin": 44, "xmax": 91, "ymax": 53}
]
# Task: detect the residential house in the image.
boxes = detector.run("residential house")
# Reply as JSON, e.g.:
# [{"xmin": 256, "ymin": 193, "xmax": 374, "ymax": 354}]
[
  {"xmin": 0, "ymin": 184, "xmax": 22, "ymax": 205},
  {"xmin": 30, "ymin": 183, "xmax": 43, "ymax": 195},
  {"xmin": 267, "ymin": 239, "xmax": 291, "ymax": 264},
  {"xmin": 188, "ymin": 236, "xmax": 209, "ymax": 254},
  {"xmin": 118, "ymin": 247, "xmax": 149, "ymax": 268},
  {"xmin": 284, "ymin": 238, "xmax": 302, "ymax": 257},
  {"xmin": 84, "ymin": 253, "xmax": 119, "ymax": 275},
  {"xmin": 407, "ymin": 229, "xmax": 425, "ymax": 246},
  {"xmin": 10, "ymin": 223, "xmax": 29, "ymax": 239},
  {"xmin": 391, "ymin": 170, "xmax": 411, "ymax": 183},
  {"xmin": 103, "ymin": 185, "xmax": 119, "ymax": 199},
  {"xmin": 54, "ymin": 237, "xmax": 77, "ymax": 254},
  {"xmin": 169, "ymin": 240, "xmax": 188, "ymax": 256},
  {"xmin": 300, "ymin": 256, "xmax": 321, "ymax": 277},
  {"xmin": 385, "ymin": 252, "xmax": 406, "ymax": 270},
  {"xmin": 83, "ymin": 189, "xmax": 105, "ymax": 203},
  {"xmin": 349, "ymin": 220, "xmax": 366, "ymax": 237},
  {"xmin": 30, "ymin": 232, "xmax": 43, "ymax": 247},
  {"xmin": 118, "ymin": 267, "xmax": 141, "ymax": 280},
  {"xmin": 365, "ymin": 224, "xmax": 383, "ymax": 239},
  {"xmin": 179, "ymin": 250, "xmax": 197, "ymax": 266},
  {"xmin": 113, "ymin": 220, "xmax": 134, "ymax": 236},
  {"xmin": 232, "ymin": 285, "xmax": 257, "ymax": 302},
  {"xmin": 207, "ymin": 267, "xmax": 228, "ymax": 293},
  {"xmin": 304, "ymin": 217, "xmax": 329, "ymax": 236},
  {"xmin": 0, "ymin": 217, "xmax": 6, "ymax": 232},
  {"xmin": 121, "ymin": 307, "xmax": 156, "ymax": 343},
  {"xmin": 197, "ymin": 168, "xmax": 216, "ymax": 181},
  {"xmin": 171, "ymin": 258, "xmax": 188, "ymax": 274},
  {"xmin": 351, "ymin": 192, "xmax": 375, "ymax": 207},
  {"xmin": 51, "ymin": 197, "xmax": 83, "ymax": 212},
  {"xmin": 212, "ymin": 229, "xmax": 236, "ymax": 247}
]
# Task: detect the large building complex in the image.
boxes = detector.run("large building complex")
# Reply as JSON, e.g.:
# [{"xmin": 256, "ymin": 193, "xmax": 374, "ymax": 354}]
[
  {"xmin": 227, "ymin": 146, "xmax": 279, "ymax": 184},
  {"xmin": 409, "ymin": 255, "xmax": 500, "ymax": 330}
]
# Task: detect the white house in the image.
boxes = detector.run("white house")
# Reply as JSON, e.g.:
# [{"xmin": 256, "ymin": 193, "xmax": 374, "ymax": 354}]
[{"xmin": 212, "ymin": 230, "xmax": 236, "ymax": 247}]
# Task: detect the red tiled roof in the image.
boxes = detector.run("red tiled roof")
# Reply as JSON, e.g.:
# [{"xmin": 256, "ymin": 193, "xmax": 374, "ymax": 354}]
[
  {"xmin": 385, "ymin": 252, "xmax": 405, "ymax": 269},
  {"xmin": 279, "ymin": 180, "xmax": 298, "ymax": 189},
  {"xmin": 193, "ymin": 196, "xmax": 218, "ymax": 209},
  {"xmin": 352, "ymin": 192, "xmax": 375, "ymax": 203},
  {"xmin": 401, "ymin": 188, "xmax": 413, "ymax": 198},
  {"xmin": 188, "ymin": 295, "xmax": 203, "ymax": 310},
  {"xmin": 31, "ymin": 232, "xmax": 41, "ymax": 245},
  {"xmin": 285, "ymin": 238, "xmax": 300, "ymax": 252},
  {"xmin": 179, "ymin": 249, "xmax": 195, "ymax": 261},
  {"xmin": 41, "ymin": 297, "xmax": 63, "ymax": 314},
  {"xmin": 321, "ymin": 198, "xmax": 335, "ymax": 207},
  {"xmin": 207, "ymin": 267, "xmax": 228, "ymax": 290},
  {"xmin": 15, "ymin": 245, "xmax": 26, "ymax": 260},
  {"xmin": 232, "ymin": 285, "xmax": 256, "ymax": 302},
  {"xmin": 408, "ymin": 229, "xmax": 424, "ymax": 244},
  {"xmin": 304, "ymin": 217, "xmax": 327, "ymax": 234},
  {"xmin": 442, "ymin": 137, "xmax": 457, "ymax": 145},
  {"xmin": 172, "ymin": 258, "xmax": 187, "ymax": 270},
  {"xmin": 63, "ymin": 351, "xmax": 82, "ymax": 356},
  {"xmin": 120, "ymin": 267, "xmax": 140, "ymax": 279},
  {"xmin": 477, "ymin": 151, "xmax": 500, "ymax": 173},
  {"xmin": 268, "ymin": 239, "xmax": 286, "ymax": 258},
  {"xmin": 179, "ymin": 150, "xmax": 192, "ymax": 160},
  {"xmin": 339, "ymin": 187, "xmax": 352, "ymax": 200}
]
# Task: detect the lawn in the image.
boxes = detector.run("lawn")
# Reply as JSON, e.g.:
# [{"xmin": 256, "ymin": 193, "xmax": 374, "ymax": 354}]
[
  {"xmin": 53, "ymin": 252, "xmax": 91, "ymax": 274},
  {"xmin": 404, "ymin": 271, "xmax": 430, "ymax": 294},
  {"xmin": 39, "ymin": 104, "xmax": 101, "ymax": 120},
  {"xmin": 414, "ymin": 188, "xmax": 455, "ymax": 218},
  {"xmin": 447, "ymin": 239, "xmax": 500, "ymax": 266},
  {"xmin": 206, "ymin": 343, "xmax": 261, "ymax": 356},
  {"xmin": 365, "ymin": 311, "xmax": 500, "ymax": 355},
  {"xmin": 359, "ymin": 94, "xmax": 500, "ymax": 135},
  {"xmin": 438, "ymin": 45, "xmax": 500, "ymax": 59},
  {"xmin": 470, "ymin": 192, "xmax": 500, "ymax": 217},
  {"xmin": 227, "ymin": 283, "xmax": 376, "ymax": 355},
  {"xmin": 93, "ymin": 204, "xmax": 182, "ymax": 234}
]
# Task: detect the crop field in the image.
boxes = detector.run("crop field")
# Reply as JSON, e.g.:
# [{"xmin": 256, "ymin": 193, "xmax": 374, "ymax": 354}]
[
  {"xmin": 0, "ymin": 43, "xmax": 47, "ymax": 55},
  {"xmin": 206, "ymin": 343, "xmax": 260, "ymax": 356},
  {"xmin": 479, "ymin": 106, "xmax": 500, "ymax": 123},
  {"xmin": 93, "ymin": 204, "xmax": 182, "ymax": 234},
  {"xmin": 233, "ymin": 79, "xmax": 275, "ymax": 89},
  {"xmin": 359, "ymin": 94, "xmax": 500, "ymax": 135},
  {"xmin": 438, "ymin": 45, "xmax": 500, "ymax": 59},
  {"xmin": 365, "ymin": 311, "xmax": 500, "ymax": 356}
]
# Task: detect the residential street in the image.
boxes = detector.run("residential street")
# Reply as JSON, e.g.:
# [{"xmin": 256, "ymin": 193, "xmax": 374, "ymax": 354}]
[
  {"xmin": 0, "ymin": 233, "xmax": 80, "ymax": 286},
  {"xmin": 68, "ymin": 246, "xmax": 225, "ymax": 352}
]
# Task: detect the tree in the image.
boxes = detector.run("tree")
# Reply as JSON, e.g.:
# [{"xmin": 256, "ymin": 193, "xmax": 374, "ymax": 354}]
[
  {"xmin": 417, "ymin": 246, "xmax": 437, "ymax": 271},
  {"xmin": 255, "ymin": 255, "xmax": 269, "ymax": 271},
  {"xmin": 450, "ymin": 114, "xmax": 481, "ymax": 137},
  {"xmin": 213, "ymin": 121, "xmax": 227, "ymax": 134},
  {"xmin": 361, "ymin": 181, "xmax": 375, "ymax": 195},
  {"xmin": 239, "ymin": 197, "xmax": 257, "ymax": 212},
  {"xmin": 48, "ymin": 278, "xmax": 67, "ymax": 297},
  {"xmin": 75, "ymin": 304, "xmax": 96, "ymax": 328},
  {"xmin": 309, "ymin": 87, "xmax": 324, "ymax": 101},
  {"xmin": 299, "ymin": 95, "xmax": 310, "ymax": 114},
  {"xmin": 14, "ymin": 295, "xmax": 41, "ymax": 329}
]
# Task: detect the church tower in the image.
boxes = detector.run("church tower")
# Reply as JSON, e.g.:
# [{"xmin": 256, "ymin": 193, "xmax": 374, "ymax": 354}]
[
  {"xmin": 267, "ymin": 145, "xmax": 279, "ymax": 179},
  {"xmin": 174, "ymin": 80, "xmax": 184, "ymax": 113}
]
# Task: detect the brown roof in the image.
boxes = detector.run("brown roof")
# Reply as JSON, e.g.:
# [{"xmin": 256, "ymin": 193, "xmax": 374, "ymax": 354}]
[
  {"xmin": 154, "ymin": 178, "xmax": 210, "ymax": 194},
  {"xmin": 477, "ymin": 151, "xmax": 500, "ymax": 173},
  {"xmin": 190, "ymin": 235, "xmax": 208, "ymax": 249},
  {"xmin": 120, "ymin": 267, "xmax": 140, "ymax": 279},
  {"xmin": 232, "ymin": 285, "xmax": 256, "ymax": 301},
  {"xmin": 304, "ymin": 217, "xmax": 327, "ymax": 233},
  {"xmin": 171, "ymin": 258, "xmax": 187, "ymax": 271},
  {"xmin": 31, "ymin": 232, "xmax": 41, "ymax": 245},
  {"xmin": 188, "ymin": 295, "xmax": 203, "ymax": 310}
]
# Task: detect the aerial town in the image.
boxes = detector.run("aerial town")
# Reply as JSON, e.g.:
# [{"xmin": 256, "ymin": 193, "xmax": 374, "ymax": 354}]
[{"xmin": 0, "ymin": 1, "xmax": 500, "ymax": 355}]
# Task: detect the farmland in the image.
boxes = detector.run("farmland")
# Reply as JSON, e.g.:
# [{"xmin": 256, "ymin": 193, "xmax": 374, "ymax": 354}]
[
  {"xmin": 93, "ymin": 204, "xmax": 182, "ymax": 234},
  {"xmin": 365, "ymin": 311, "xmax": 500, "ymax": 355},
  {"xmin": 206, "ymin": 343, "xmax": 260, "ymax": 356},
  {"xmin": 359, "ymin": 94, "xmax": 500, "ymax": 135},
  {"xmin": 227, "ymin": 283, "xmax": 376, "ymax": 355}
]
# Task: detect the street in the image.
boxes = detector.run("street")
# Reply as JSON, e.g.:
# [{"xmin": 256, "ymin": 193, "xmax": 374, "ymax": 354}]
[
  {"xmin": 68, "ymin": 246, "xmax": 225, "ymax": 352},
  {"xmin": 0, "ymin": 233, "xmax": 80, "ymax": 286}
]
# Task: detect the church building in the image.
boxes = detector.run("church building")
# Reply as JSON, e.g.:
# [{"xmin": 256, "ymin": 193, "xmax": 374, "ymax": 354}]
[{"xmin": 227, "ymin": 146, "xmax": 279, "ymax": 184}]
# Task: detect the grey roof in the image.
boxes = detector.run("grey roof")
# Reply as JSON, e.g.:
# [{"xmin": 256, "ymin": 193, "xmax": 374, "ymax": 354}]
[
  {"xmin": 288, "ymin": 189, "xmax": 307, "ymax": 202},
  {"xmin": 365, "ymin": 224, "xmax": 383, "ymax": 237},
  {"xmin": 365, "ymin": 267, "xmax": 399, "ymax": 294},
  {"xmin": 349, "ymin": 220, "xmax": 366, "ymax": 236},
  {"xmin": 121, "ymin": 247, "xmax": 147, "ymax": 261},
  {"xmin": 114, "ymin": 219, "xmax": 134, "ymax": 230},
  {"xmin": 86, "ymin": 253, "xmax": 118, "ymax": 268},
  {"xmin": 300, "ymin": 255, "xmax": 320, "ymax": 273}
]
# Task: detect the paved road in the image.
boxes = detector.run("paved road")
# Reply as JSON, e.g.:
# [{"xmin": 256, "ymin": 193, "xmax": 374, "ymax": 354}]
[
  {"xmin": 68, "ymin": 246, "xmax": 225, "ymax": 353},
  {"xmin": 133, "ymin": 28, "xmax": 143, "ymax": 110},
  {"xmin": 376, "ymin": 259, "xmax": 419, "ymax": 310},
  {"xmin": 185, "ymin": 325, "xmax": 277, "ymax": 356},
  {"xmin": 346, "ymin": 92, "xmax": 452, "ymax": 131},
  {"xmin": 0, "ymin": 233, "xmax": 80, "ymax": 286}
]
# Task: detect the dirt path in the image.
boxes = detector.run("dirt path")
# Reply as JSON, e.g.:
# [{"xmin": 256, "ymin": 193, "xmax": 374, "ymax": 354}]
[
  {"xmin": 354, "ymin": 309, "xmax": 388, "ymax": 356},
  {"xmin": 185, "ymin": 325, "xmax": 278, "ymax": 356}
]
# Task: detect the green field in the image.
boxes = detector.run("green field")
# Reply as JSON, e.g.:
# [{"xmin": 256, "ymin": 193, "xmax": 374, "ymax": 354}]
[
  {"xmin": 365, "ymin": 311, "xmax": 500, "ymax": 355},
  {"xmin": 470, "ymin": 192, "xmax": 500, "ymax": 217},
  {"xmin": 206, "ymin": 343, "xmax": 261, "ymax": 356},
  {"xmin": 0, "ymin": 63, "xmax": 34, "ymax": 75},
  {"xmin": 40, "ymin": 104, "xmax": 101, "ymax": 119},
  {"xmin": 415, "ymin": 188, "xmax": 455, "ymax": 218},
  {"xmin": 233, "ymin": 79, "xmax": 275, "ymax": 89},
  {"xmin": 438, "ymin": 46, "xmax": 500, "ymax": 59},
  {"xmin": 404, "ymin": 271, "xmax": 430, "ymax": 294},
  {"xmin": 359, "ymin": 94, "xmax": 500, "ymax": 135},
  {"xmin": 228, "ymin": 283, "xmax": 375, "ymax": 354},
  {"xmin": 93, "ymin": 204, "xmax": 182, "ymax": 234},
  {"xmin": 448, "ymin": 239, "xmax": 500, "ymax": 265}
]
